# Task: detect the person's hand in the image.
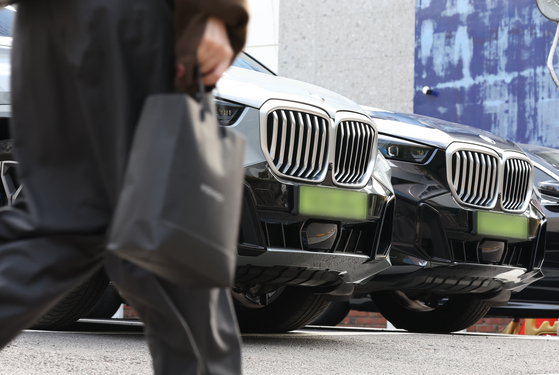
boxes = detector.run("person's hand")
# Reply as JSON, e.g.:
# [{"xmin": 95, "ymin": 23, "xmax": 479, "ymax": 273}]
[{"xmin": 176, "ymin": 17, "xmax": 233, "ymax": 87}]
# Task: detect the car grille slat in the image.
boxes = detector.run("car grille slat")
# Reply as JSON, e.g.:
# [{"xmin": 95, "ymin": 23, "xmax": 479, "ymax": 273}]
[
  {"xmin": 316, "ymin": 119, "xmax": 328, "ymax": 178},
  {"xmin": 502, "ymin": 158, "xmax": 532, "ymax": 211},
  {"xmin": 351, "ymin": 123, "xmax": 366, "ymax": 183},
  {"xmin": 303, "ymin": 116, "xmax": 320, "ymax": 178},
  {"xmin": 334, "ymin": 120, "xmax": 376, "ymax": 185},
  {"xmin": 269, "ymin": 112, "xmax": 279, "ymax": 162},
  {"xmin": 276, "ymin": 111, "xmax": 288, "ymax": 170},
  {"xmin": 473, "ymin": 154, "xmax": 487, "ymax": 205},
  {"xmin": 265, "ymin": 108, "xmax": 329, "ymax": 182},
  {"xmin": 297, "ymin": 114, "xmax": 313, "ymax": 177},
  {"xmin": 451, "ymin": 150, "xmax": 499, "ymax": 208}
]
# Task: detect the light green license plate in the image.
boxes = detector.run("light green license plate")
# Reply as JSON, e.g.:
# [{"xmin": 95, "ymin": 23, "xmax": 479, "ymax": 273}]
[
  {"xmin": 298, "ymin": 185, "xmax": 368, "ymax": 220},
  {"xmin": 475, "ymin": 211, "xmax": 529, "ymax": 240}
]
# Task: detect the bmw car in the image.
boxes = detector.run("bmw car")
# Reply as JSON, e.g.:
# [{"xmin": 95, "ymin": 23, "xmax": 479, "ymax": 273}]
[
  {"xmin": 0, "ymin": 6, "xmax": 395, "ymax": 334},
  {"xmin": 313, "ymin": 107, "xmax": 547, "ymax": 333},
  {"xmin": 485, "ymin": 144, "xmax": 559, "ymax": 318}
]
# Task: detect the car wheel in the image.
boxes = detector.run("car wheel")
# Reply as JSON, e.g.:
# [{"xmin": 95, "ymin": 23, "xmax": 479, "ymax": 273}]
[
  {"xmin": 232, "ymin": 286, "xmax": 330, "ymax": 333},
  {"xmin": 309, "ymin": 301, "xmax": 350, "ymax": 326},
  {"xmin": 31, "ymin": 269, "xmax": 110, "ymax": 330},
  {"xmin": 371, "ymin": 290, "xmax": 490, "ymax": 333},
  {"xmin": 82, "ymin": 284, "xmax": 123, "ymax": 319}
]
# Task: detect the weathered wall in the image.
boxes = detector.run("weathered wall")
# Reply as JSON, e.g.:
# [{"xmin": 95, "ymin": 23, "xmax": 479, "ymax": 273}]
[
  {"xmin": 414, "ymin": 0, "xmax": 559, "ymax": 147},
  {"xmin": 278, "ymin": 0, "xmax": 416, "ymax": 112}
]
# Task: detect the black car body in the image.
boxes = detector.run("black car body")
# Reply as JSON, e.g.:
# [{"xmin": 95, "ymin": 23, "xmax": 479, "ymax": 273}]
[
  {"xmin": 486, "ymin": 144, "xmax": 559, "ymax": 318},
  {"xmin": 313, "ymin": 107, "xmax": 547, "ymax": 333}
]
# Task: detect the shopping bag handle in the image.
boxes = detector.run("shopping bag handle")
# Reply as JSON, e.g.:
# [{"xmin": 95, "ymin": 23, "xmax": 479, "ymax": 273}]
[{"xmin": 195, "ymin": 63, "xmax": 210, "ymax": 121}]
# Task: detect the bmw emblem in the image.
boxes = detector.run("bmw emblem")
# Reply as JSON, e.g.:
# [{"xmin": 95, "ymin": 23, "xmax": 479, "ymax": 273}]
[
  {"xmin": 479, "ymin": 134, "xmax": 496, "ymax": 144},
  {"xmin": 308, "ymin": 91, "xmax": 326, "ymax": 102}
]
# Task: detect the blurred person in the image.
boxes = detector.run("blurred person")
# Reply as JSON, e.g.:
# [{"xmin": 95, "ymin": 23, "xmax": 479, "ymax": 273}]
[{"xmin": 0, "ymin": 0, "xmax": 248, "ymax": 374}]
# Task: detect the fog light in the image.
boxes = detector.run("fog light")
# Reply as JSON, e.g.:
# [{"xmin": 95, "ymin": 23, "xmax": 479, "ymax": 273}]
[
  {"xmin": 479, "ymin": 240, "xmax": 505, "ymax": 263},
  {"xmin": 302, "ymin": 222, "xmax": 338, "ymax": 251}
]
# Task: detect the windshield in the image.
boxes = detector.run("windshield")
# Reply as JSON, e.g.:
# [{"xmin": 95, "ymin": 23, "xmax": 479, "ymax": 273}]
[
  {"xmin": 0, "ymin": 7, "xmax": 15, "ymax": 37},
  {"xmin": 530, "ymin": 148, "xmax": 559, "ymax": 170},
  {"xmin": 232, "ymin": 52, "xmax": 275, "ymax": 76}
]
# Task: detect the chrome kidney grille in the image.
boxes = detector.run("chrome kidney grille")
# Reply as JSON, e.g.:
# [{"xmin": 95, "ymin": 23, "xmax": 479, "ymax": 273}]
[
  {"xmin": 447, "ymin": 144, "xmax": 533, "ymax": 212},
  {"xmin": 502, "ymin": 158, "xmax": 532, "ymax": 211},
  {"xmin": 265, "ymin": 109, "xmax": 329, "ymax": 181},
  {"xmin": 333, "ymin": 121, "xmax": 376, "ymax": 185},
  {"xmin": 451, "ymin": 150, "xmax": 499, "ymax": 208}
]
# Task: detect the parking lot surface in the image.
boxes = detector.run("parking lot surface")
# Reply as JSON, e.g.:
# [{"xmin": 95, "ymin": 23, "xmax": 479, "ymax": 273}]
[{"xmin": 0, "ymin": 320, "xmax": 558, "ymax": 375}]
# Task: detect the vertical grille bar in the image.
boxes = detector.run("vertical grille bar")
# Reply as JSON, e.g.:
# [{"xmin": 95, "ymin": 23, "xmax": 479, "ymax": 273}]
[
  {"xmin": 277, "ymin": 111, "xmax": 288, "ymax": 170},
  {"xmin": 316, "ymin": 119, "xmax": 327, "ymax": 178}
]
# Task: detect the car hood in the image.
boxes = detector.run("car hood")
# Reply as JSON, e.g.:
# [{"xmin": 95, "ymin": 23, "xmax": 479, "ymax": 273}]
[
  {"xmin": 362, "ymin": 106, "xmax": 523, "ymax": 153},
  {"xmin": 216, "ymin": 67, "xmax": 364, "ymax": 118}
]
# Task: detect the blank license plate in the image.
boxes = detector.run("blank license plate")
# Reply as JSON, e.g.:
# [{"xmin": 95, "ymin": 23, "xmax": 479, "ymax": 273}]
[
  {"xmin": 475, "ymin": 211, "xmax": 529, "ymax": 240},
  {"xmin": 298, "ymin": 185, "xmax": 368, "ymax": 220}
]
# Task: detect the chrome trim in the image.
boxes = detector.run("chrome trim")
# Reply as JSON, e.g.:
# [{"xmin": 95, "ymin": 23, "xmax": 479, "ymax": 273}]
[
  {"xmin": 260, "ymin": 100, "xmax": 332, "ymax": 183},
  {"xmin": 500, "ymin": 151, "xmax": 533, "ymax": 213},
  {"xmin": 332, "ymin": 111, "xmax": 378, "ymax": 188},
  {"xmin": 446, "ymin": 143, "xmax": 500, "ymax": 209},
  {"xmin": 446, "ymin": 143, "xmax": 534, "ymax": 212}
]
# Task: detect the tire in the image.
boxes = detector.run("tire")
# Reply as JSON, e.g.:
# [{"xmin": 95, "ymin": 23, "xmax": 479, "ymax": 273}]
[
  {"xmin": 309, "ymin": 301, "xmax": 350, "ymax": 326},
  {"xmin": 233, "ymin": 286, "xmax": 331, "ymax": 333},
  {"xmin": 371, "ymin": 290, "xmax": 490, "ymax": 333},
  {"xmin": 31, "ymin": 269, "xmax": 110, "ymax": 330},
  {"xmin": 82, "ymin": 284, "xmax": 123, "ymax": 319},
  {"xmin": 0, "ymin": 139, "xmax": 113, "ymax": 328}
]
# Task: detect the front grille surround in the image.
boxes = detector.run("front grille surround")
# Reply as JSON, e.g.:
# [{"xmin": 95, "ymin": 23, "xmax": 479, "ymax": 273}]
[
  {"xmin": 446, "ymin": 143, "xmax": 500, "ymax": 209},
  {"xmin": 260, "ymin": 100, "xmax": 332, "ymax": 183},
  {"xmin": 446, "ymin": 143, "xmax": 533, "ymax": 212},
  {"xmin": 332, "ymin": 111, "xmax": 378, "ymax": 188},
  {"xmin": 500, "ymin": 151, "xmax": 534, "ymax": 213}
]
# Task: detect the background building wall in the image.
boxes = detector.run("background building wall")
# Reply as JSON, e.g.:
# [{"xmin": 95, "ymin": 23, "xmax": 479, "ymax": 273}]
[
  {"xmin": 278, "ymin": 0, "xmax": 416, "ymax": 113},
  {"xmin": 414, "ymin": 0, "xmax": 559, "ymax": 147},
  {"xmin": 245, "ymin": 0, "xmax": 280, "ymax": 73}
]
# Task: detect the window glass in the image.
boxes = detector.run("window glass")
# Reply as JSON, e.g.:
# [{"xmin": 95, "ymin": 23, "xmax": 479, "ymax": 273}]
[
  {"xmin": 232, "ymin": 53, "xmax": 275, "ymax": 75},
  {"xmin": 0, "ymin": 8, "xmax": 15, "ymax": 37},
  {"xmin": 531, "ymin": 149, "xmax": 559, "ymax": 170},
  {"xmin": 533, "ymin": 167, "xmax": 557, "ymax": 184}
]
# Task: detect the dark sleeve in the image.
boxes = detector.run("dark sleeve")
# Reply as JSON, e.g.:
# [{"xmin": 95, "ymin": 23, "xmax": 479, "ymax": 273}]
[{"xmin": 174, "ymin": 0, "xmax": 249, "ymax": 93}]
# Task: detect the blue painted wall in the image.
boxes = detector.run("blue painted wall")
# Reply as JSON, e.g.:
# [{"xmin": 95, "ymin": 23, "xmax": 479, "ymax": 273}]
[{"xmin": 414, "ymin": 0, "xmax": 559, "ymax": 147}]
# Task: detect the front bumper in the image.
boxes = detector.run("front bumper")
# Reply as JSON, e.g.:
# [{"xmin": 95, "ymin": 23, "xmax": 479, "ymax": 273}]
[
  {"xmin": 358, "ymin": 153, "xmax": 547, "ymax": 295},
  {"xmin": 235, "ymin": 162, "xmax": 394, "ymax": 289}
]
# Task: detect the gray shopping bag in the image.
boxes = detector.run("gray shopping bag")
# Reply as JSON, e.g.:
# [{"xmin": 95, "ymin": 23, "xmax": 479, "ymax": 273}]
[{"xmin": 107, "ymin": 93, "xmax": 245, "ymax": 288}]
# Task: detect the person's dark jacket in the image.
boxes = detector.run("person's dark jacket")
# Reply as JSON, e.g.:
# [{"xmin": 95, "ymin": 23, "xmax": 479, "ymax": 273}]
[{"xmin": 0, "ymin": 0, "xmax": 250, "ymax": 93}]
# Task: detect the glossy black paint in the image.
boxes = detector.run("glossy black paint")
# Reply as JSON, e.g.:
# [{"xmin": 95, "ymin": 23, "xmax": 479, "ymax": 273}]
[
  {"xmin": 354, "ymin": 109, "xmax": 547, "ymax": 302},
  {"xmin": 235, "ymin": 162, "xmax": 394, "ymax": 290},
  {"xmin": 487, "ymin": 145, "xmax": 559, "ymax": 317},
  {"xmin": 368, "ymin": 110, "xmax": 519, "ymax": 151}
]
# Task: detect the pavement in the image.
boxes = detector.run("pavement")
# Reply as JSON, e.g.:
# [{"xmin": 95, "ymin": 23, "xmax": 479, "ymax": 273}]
[{"xmin": 0, "ymin": 320, "xmax": 558, "ymax": 375}]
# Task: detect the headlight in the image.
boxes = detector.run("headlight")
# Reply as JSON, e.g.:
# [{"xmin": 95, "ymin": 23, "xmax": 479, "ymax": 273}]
[
  {"xmin": 378, "ymin": 135, "xmax": 434, "ymax": 163},
  {"xmin": 215, "ymin": 99, "xmax": 245, "ymax": 126}
]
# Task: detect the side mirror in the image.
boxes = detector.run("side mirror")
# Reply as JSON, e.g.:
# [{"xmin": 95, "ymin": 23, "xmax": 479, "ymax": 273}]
[
  {"xmin": 535, "ymin": 0, "xmax": 559, "ymax": 88},
  {"xmin": 536, "ymin": 0, "xmax": 559, "ymax": 21},
  {"xmin": 539, "ymin": 180, "xmax": 559, "ymax": 198}
]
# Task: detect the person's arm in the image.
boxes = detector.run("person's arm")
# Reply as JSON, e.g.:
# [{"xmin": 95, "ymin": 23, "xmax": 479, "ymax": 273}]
[{"xmin": 174, "ymin": 0, "xmax": 249, "ymax": 93}]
